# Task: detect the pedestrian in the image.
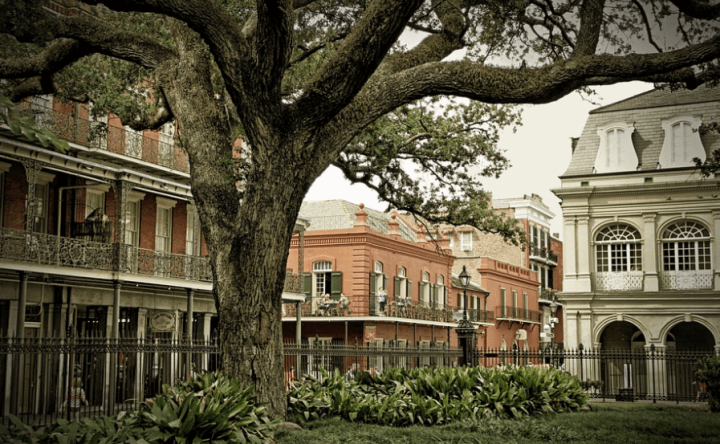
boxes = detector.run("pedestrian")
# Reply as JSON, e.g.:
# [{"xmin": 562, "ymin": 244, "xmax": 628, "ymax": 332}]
[{"xmin": 68, "ymin": 377, "xmax": 88, "ymax": 421}]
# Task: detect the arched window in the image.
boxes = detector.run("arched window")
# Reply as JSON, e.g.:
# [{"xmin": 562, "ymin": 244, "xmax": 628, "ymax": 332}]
[
  {"xmin": 662, "ymin": 221, "xmax": 711, "ymax": 271},
  {"xmin": 595, "ymin": 224, "xmax": 642, "ymax": 272}
]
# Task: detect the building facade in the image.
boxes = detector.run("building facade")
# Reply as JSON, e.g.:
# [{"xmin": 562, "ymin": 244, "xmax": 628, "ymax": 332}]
[
  {"xmin": 553, "ymin": 85, "xmax": 720, "ymax": 394},
  {"xmin": 284, "ymin": 201, "xmax": 493, "ymax": 373},
  {"xmin": 0, "ymin": 95, "xmax": 305, "ymax": 415}
]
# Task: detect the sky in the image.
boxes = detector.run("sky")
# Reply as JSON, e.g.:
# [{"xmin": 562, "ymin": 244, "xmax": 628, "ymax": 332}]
[{"xmin": 304, "ymin": 81, "xmax": 655, "ymax": 239}]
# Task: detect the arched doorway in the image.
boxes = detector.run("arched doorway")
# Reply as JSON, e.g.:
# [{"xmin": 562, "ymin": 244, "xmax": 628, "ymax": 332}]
[
  {"xmin": 599, "ymin": 321, "xmax": 648, "ymax": 398},
  {"xmin": 665, "ymin": 322, "xmax": 716, "ymax": 400}
]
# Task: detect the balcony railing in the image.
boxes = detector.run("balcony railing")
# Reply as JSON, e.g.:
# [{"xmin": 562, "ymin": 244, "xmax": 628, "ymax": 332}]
[
  {"xmin": 660, "ymin": 270, "xmax": 713, "ymax": 291},
  {"xmin": 0, "ymin": 227, "xmax": 210, "ymax": 282},
  {"xmin": 593, "ymin": 271, "xmax": 644, "ymax": 291},
  {"xmin": 12, "ymin": 103, "xmax": 189, "ymax": 173},
  {"xmin": 282, "ymin": 298, "xmax": 494, "ymax": 324},
  {"xmin": 539, "ymin": 288, "xmax": 559, "ymax": 302},
  {"xmin": 496, "ymin": 305, "xmax": 542, "ymax": 323},
  {"xmin": 529, "ymin": 246, "xmax": 558, "ymax": 265}
]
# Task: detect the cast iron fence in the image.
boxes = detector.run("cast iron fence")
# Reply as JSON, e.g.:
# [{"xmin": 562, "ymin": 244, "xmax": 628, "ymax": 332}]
[{"xmin": 1, "ymin": 336, "xmax": 714, "ymax": 427}]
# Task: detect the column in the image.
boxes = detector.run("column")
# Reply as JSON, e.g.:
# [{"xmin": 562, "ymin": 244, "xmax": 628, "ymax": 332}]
[
  {"xmin": 186, "ymin": 289, "xmax": 194, "ymax": 378},
  {"xmin": 295, "ymin": 301, "xmax": 302, "ymax": 344},
  {"xmin": 564, "ymin": 311, "xmax": 579, "ymax": 374},
  {"xmin": 646, "ymin": 343, "xmax": 667, "ymax": 398},
  {"xmin": 112, "ymin": 281, "xmax": 121, "ymax": 339},
  {"xmin": 714, "ymin": 211, "xmax": 720, "ymax": 291},
  {"xmin": 112, "ymin": 180, "xmax": 131, "ymax": 271},
  {"xmin": 642, "ymin": 213, "xmax": 659, "ymax": 291},
  {"xmin": 563, "ymin": 218, "xmax": 578, "ymax": 290},
  {"xmin": 16, "ymin": 272, "xmax": 28, "ymax": 338},
  {"xmin": 20, "ymin": 159, "xmax": 40, "ymax": 234},
  {"xmin": 201, "ymin": 313, "xmax": 213, "ymax": 372},
  {"xmin": 576, "ymin": 216, "xmax": 592, "ymax": 292}
]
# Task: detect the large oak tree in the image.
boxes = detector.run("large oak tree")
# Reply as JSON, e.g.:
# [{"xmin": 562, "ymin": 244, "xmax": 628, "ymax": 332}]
[{"xmin": 2, "ymin": 0, "xmax": 720, "ymax": 416}]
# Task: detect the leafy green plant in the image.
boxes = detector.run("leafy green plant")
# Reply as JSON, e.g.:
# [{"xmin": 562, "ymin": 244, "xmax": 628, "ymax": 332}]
[
  {"xmin": 138, "ymin": 371, "xmax": 281, "ymax": 443},
  {"xmin": 694, "ymin": 356, "xmax": 720, "ymax": 412},
  {"xmin": 287, "ymin": 365, "xmax": 588, "ymax": 426}
]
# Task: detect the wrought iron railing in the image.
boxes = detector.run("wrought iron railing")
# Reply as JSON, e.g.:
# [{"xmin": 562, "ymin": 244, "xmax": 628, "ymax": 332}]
[
  {"xmin": 659, "ymin": 270, "xmax": 713, "ymax": 291},
  {"xmin": 282, "ymin": 297, "xmax": 494, "ymax": 324},
  {"xmin": 529, "ymin": 246, "xmax": 558, "ymax": 264},
  {"xmin": 0, "ymin": 227, "xmax": 210, "ymax": 282},
  {"xmin": 594, "ymin": 271, "xmax": 644, "ymax": 291},
  {"xmin": 12, "ymin": 103, "xmax": 189, "ymax": 173},
  {"xmin": 495, "ymin": 305, "xmax": 542, "ymax": 323}
]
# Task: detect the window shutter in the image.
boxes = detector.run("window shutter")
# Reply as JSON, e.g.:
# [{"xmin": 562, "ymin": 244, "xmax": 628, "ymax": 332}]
[
  {"xmin": 444, "ymin": 286, "xmax": 448, "ymax": 307},
  {"xmin": 548, "ymin": 269, "xmax": 554, "ymax": 289},
  {"xmin": 406, "ymin": 279, "xmax": 412, "ymax": 300},
  {"xmin": 369, "ymin": 273, "xmax": 377, "ymax": 315},
  {"xmin": 457, "ymin": 293, "xmax": 463, "ymax": 309},
  {"xmin": 500, "ymin": 288, "xmax": 506, "ymax": 317},
  {"xmin": 383, "ymin": 274, "xmax": 388, "ymax": 290},
  {"xmin": 331, "ymin": 271, "xmax": 342, "ymax": 300},
  {"xmin": 302, "ymin": 273, "xmax": 312, "ymax": 302},
  {"xmin": 394, "ymin": 276, "xmax": 401, "ymax": 298},
  {"xmin": 419, "ymin": 281, "xmax": 425, "ymax": 302},
  {"xmin": 430, "ymin": 284, "xmax": 436, "ymax": 305}
]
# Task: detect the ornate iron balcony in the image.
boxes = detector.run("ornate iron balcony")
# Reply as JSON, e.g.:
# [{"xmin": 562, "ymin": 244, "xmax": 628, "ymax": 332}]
[
  {"xmin": 529, "ymin": 246, "xmax": 558, "ymax": 265},
  {"xmin": 593, "ymin": 271, "xmax": 644, "ymax": 291},
  {"xmin": 12, "ymin": 103, "xmax": 189, "ymax": 173},
  {"xmin": 0, "ymin": 227, "xmax": 210, "ymax": 282},
  {"xmin": 659, "ymin": 270, "xmax": 713, "ymax": 291}
]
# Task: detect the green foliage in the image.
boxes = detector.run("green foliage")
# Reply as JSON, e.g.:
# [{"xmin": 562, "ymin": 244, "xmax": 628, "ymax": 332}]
[
  {"xmin": 694, "ymin": 356, "xmax": 720, "ymax": 412},
  {"xmin": 0, "ymin": 95, "xmax": 69, "ymax": 153},
  {"xmin": 287, "ymin": 365, "xmax": 588, "ymax": 427},
  {"xmin": 0, "ymin": 372, "xmax": 279, "ymax": 444},
  {"xmin": 578, "ymin": 379, "xmax": 604, "ymax": 391}
]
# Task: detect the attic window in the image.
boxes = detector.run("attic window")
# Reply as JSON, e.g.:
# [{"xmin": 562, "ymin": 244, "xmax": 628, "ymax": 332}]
[
  {"xmin": 659, "ymin": 116, "xmax": 705, "ymax": 168},
  {"xmin": 594, "ymin": 122, "xmax": 638, "ymax": 174}
]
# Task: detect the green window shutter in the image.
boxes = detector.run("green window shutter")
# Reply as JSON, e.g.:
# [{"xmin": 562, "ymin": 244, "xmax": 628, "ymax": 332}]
[
  {"xmin": 500, "ymin": 288, "xmax": 506, "ymax": 317},
  {"xmin": 331, "ymin": 271, "xmax": 342, "ymax": 300},
  {"xmin": 302, "ymin": 273, "xmax": 312, "ymax": 302},
  {"xmin": 369, "ymin": 273, "xmax": 377, "ymax": 315},
  {"xmin": 444, "ymin": 286, "xmax": 448, "ymax": 306},
  {"xmin": 394, "ymin": 276, "xmax": 401, "ymax": 298},
  {"xmin": 406, "ymin": 279, "xmax": 412, "ymax": 300}
]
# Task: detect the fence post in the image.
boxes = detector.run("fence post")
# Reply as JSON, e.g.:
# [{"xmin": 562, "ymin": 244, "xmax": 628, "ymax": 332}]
[
  {"xmin": 651, "ymin": 344, "xmax": 656, "ymax": 403},
  {"xmin": 578, "ymin": 343, "xmax": 584, "ymax": 382}
]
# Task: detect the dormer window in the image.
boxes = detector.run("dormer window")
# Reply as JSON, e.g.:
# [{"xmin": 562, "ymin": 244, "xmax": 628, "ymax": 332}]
[
  {"xmin": 594, "ymin": 122, "xmax": 638, "ymax": 173},
  {"xmin": 659, "ymin": 116, "xmax": 705, "ymax": 168}
]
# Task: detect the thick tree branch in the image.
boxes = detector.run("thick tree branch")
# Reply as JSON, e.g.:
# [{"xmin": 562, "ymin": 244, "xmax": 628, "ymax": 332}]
[
  {"xmin": 319, "ymin": 33, "xmax": 720, "ymax": 165},
  {"xmin": 377, "ymin": 0, "xmax": 468, "ymax": 76},
  {"xmin": 0, "ymin": 39, "xmax": 91, "ymax": 79},
  {"xmin": 572, "ymin": 0, "xmax": 605, "ymax": 56},
  {"xmin": 668, "ymin": 0, "xmax": 720, "ymax": 20},
  {"xmin": 290, "ymin": 0, "xmax": 423, "ymax": 128},
  {"xmin": 253, "ymin": 0, "xmax": 294, "ymax": 106}
]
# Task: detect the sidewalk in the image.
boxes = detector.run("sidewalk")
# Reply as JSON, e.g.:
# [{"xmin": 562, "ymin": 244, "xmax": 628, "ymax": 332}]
[{"xmin": 588, "ymin": 398, "xmax": 709, "ymax": 410}]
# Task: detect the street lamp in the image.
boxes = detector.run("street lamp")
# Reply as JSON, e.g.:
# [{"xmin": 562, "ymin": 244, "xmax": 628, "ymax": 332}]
[
  {"xmin": 456, "ymin": 265, "xmax": 476, "ymax": 366},
  {"xmin": 459, "ymin": 265, "xmax": 470, "ymax": 321},
  {"xmin": 549, "ymin": 299, "xmax": 558, "ymax": 348}
]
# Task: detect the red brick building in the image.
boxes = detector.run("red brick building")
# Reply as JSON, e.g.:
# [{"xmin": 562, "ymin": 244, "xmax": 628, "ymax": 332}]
[{"xmin": 284, "ymin": 200, "xmax": 492, "ymax": 372}]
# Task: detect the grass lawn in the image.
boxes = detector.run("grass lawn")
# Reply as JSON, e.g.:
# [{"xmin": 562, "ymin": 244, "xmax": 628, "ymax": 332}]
[{"xmin": 275, "ymin": 403, "xmax": 720, "ymax": 444}]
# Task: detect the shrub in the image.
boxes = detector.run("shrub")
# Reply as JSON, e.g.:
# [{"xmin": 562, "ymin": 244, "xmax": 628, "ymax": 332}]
[
  {"xmin": 136, "ymin": 371, "xmax": 280, "ymax": 443},
  {"xmin": 694, "ymin": 356, "xmax": 720, "ymax": 412},
  {"xmin": 0, "ymin": 372, "xmax": 279, "ymax": 444},
  {"xmin": 287, "ymin": 365, "xmax": 588, "ymax": 426}
]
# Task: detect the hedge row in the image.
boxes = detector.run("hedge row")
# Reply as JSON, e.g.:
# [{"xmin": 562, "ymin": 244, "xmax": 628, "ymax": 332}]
[{"xmin": 287, "ymin": 365, "xmax": 588, "ymax": 426}]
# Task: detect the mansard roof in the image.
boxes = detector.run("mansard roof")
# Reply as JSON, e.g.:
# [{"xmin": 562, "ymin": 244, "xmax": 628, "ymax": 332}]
[{"xmin": 562, "ymin": 84, "xmax": 720, "ymax": 177}]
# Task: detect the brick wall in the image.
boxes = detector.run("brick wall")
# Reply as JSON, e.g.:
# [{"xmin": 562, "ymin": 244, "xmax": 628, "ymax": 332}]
[
  {"xmin": 139, "ymin": 194, "xmax": 156, "ymax": 250},
  {"xmin": 172, "ymin": 201, "xmax": 187, "ymax": 254}
]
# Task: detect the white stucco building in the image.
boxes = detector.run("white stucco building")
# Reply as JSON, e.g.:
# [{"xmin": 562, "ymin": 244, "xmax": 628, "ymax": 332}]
[{"xmin": 553, "ymin": 86, "xmax": 720, "ymax": 395}]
